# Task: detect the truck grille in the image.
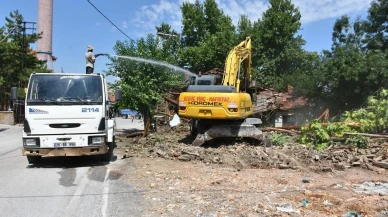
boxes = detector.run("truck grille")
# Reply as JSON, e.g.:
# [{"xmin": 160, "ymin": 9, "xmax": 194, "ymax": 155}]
[{"xmin": 49, "ymin": 123, "xmax": 81, "ymax": 128}]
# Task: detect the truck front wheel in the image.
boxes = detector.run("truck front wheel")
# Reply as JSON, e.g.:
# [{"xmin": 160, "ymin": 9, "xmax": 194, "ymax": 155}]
[
  {"xmin": 101, "ymin": 141, "xmax": 114, "ymax": 162},
  {"xmin": 27, "ymin": 156, "xmax": 41, "ymax": 164}
]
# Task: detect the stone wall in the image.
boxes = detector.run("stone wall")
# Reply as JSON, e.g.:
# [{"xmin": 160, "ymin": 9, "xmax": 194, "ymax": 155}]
[{"xmin": 0, "ymin": 111, "xmax": 14, "ymax": 125}]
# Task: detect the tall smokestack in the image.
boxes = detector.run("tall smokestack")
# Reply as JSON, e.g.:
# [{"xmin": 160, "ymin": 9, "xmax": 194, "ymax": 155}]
[{"xmin": 37, "ymin": 0, "xmax": 54, "ymax": 72}]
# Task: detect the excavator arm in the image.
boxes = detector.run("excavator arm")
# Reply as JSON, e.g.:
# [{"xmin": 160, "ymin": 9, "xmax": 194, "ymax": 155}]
[{"xmin": 222, "ymin": 37, "xmax": 252, "ymax": 92}]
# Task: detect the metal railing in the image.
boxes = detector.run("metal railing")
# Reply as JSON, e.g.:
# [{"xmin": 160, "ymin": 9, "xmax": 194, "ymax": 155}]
[{"xmin": 12, "ymin": 100, "xmax": 25, "ymax": 124}]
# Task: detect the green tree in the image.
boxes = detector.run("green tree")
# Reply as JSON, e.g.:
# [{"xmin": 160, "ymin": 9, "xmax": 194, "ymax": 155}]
[
  {"xmin": 364, "ymin": 0, "xmax": 388, "ymax": 51},
  {"xmin": 179, "ymin": 0, "xmax": 236, "ymax": 73},
  {"xmin": 204, "ymin": 0, "xmax": 223, "ymax": 35},
  {"xmin": 0, "ymin": 10, "xmax": 49, "ymax": 110},
  {"xmin": 156, "ymin": 23, "xmax": 181, "ymax": 64},
  {"xmin": 180, "ymin": 0, "xmax": 206, "ymax": 47},
  {"xmin": 107, "ymin": 29, "xmax": 186, "ymax": 135},
  {"xmin": 254, "ymin": 0, "xmax": 305, "ymax": 90},
  {"xmin": 283, "ymin": 51, "xmax": 324, "ymax": 99},
  {"xmin": 293, "ymin": 12, "xmax": 388, "ymax": 115},
  {"xmin": 236, "ymin": 15, "xmax": 253, "ymax": 40}
]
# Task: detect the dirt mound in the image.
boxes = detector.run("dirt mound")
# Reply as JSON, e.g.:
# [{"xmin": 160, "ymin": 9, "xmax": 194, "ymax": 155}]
[
  {"xmin": 115, "ymin": 123, "xmax": 388, "ymax": 216},
  {"xmin": 116, "ymin": 123, "xmax": 388, "ymax": 173}
]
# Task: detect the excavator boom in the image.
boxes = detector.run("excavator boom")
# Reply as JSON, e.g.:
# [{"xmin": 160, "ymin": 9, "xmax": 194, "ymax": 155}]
[{"xmin": 222, "ymin": 37, "xmax": 252, "ymax": 92}]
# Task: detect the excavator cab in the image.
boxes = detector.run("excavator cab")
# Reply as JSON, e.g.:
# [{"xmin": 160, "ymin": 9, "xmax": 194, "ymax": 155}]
[{"xmin": 189, "ymin": 74, "xmax": 222, "ymax": 86}]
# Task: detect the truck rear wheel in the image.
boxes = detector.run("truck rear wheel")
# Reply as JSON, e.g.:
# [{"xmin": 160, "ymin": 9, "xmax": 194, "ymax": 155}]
[{"xmin": 27, "ymin": 156, "xmax": 41, "ymax": 164}]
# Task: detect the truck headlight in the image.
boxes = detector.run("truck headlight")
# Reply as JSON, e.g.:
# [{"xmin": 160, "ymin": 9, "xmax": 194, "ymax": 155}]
[
  {"xmin": 24, "ymin": 138, "xmax": 37, "ymax": 146},
  {"xmin": 92, "ymin": 137, "xmax": 105, "ymax": 144}
]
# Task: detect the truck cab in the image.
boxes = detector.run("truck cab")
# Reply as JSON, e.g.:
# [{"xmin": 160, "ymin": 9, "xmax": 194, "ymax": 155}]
[{"xmin": 11, "ymin": 73, "xmax": 122, "ymax": 164}]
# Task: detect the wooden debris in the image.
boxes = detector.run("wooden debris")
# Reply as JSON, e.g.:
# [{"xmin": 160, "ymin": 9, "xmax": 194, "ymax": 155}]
[
  {"xmin": 344, "ymin": 132, "xmax": 388, "ymax": 138},
  {"xmin": 318, "ymin": 109, "xmax": 329, "ymax": 121},
  {"xmin": 305, "ymin": 122, "xmax": 362, "ymax": 128},
  {"xmin": 372, "ymin": 161, "xmax": 388, "ymax": 169},
  {"xmin": 163, "ymin": 96, "xmax": 178, "ymax": 106},
  {"xmin": 157, "ymin": 112, "xmax": 172, "ymax": 117},
  {"xmin": 269, "ymin": 122, "xmax": 362, "ymax": 131},
  {"xmin": 366, "ymin": 163, "xmax": 386, "ymax": 173},
  {"xmin": 126, "ymin": 131, "xmax": 144, "ymax": 138},
  {"xmin": 330, "ymin": 137, "xmax": 345, "ymax": 142},
  {"xmin": 261, "ymin": 127, "xmax": 299, "ymax": 135}
]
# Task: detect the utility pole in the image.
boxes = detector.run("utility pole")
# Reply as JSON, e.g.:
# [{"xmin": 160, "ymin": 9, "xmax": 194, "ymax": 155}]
[
  {"xmin": 156, "ymin": 32, "xmax": 178, "ymax": 49},
  {"xmin": 20, "ymin": 21, "xmax": 37, "ymax": 77},
  {"xmin": 17, "ymin": 21, "xmax": 36, "ymax": 124}
]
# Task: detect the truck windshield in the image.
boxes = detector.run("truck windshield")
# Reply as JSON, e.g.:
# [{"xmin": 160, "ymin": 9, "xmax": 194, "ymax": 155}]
[{"xmin": 27, "ymin": 75, "xmax": 104, "ymax": 105}]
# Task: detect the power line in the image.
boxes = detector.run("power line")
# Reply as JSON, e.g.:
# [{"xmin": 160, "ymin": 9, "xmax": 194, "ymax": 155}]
[
  {"xmin": 86, "ymin": 0, "xmax": 136, "ymax": 44},
  {"xmin": 0, "ymin": 26, "xmax": 17, "ymax": 43}
]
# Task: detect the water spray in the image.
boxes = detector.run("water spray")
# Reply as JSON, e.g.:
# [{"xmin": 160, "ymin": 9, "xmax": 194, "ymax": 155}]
[
  {"xmin": 86, "ymin": 1, "xmax": 197, "ymax": 78},
  {"xmin": 109, "ymin": 54, "xmax": 197, "ymax": 77}
]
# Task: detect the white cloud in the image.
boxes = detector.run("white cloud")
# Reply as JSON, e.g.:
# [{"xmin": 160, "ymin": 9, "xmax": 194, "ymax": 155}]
[
  {"xmin": 122, "ymin": 21, "xmax": 128, "ymax": 29},
  {"xmin": 293, "ymin": 0, "xmax": 372, "ymax": 23},
  {"xmin": 95, "ymin": 22, "xmax": 100, "ymax": 26},
  {"xmin": 129, "ymin": 0, "xmax": 373, "ymax": 34},
  {"xmin": 131, "ymin": 0, "xmax": 182, "ymax": 31},
  {"xmin": 216, "ymin": 0, "xmax": 269, "ymax": 25}
]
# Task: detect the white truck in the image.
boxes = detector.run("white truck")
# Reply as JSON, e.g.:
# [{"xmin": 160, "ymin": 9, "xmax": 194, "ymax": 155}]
[{"xmin": 11, "ymin": 73, "xmax": 122, "ymax": 164}]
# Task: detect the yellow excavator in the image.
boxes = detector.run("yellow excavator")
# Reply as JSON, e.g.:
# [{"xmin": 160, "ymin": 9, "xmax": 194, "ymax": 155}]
[{"xmin": 178, "ymin": 37, "xmax": 268, "ymax": 146}]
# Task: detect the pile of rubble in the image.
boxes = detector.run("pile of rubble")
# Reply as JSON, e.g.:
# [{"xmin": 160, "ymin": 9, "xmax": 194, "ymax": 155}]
[
  {"xmin": 254, "ymin": 85, "xmax": 307, "ymax": 114},
  {"xmin": 116, "ymin": 124, "xmax": 388, "ymax": 173},
  {"xmin": 317, "ymin": 144, "xmax": 388, "ymax": 172}
]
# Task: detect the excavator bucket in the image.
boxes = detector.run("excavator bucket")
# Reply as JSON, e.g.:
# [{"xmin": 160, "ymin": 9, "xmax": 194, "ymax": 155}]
[{"xmin": 191, "ymin": 119, "xmax": 266, "ymax": 146}]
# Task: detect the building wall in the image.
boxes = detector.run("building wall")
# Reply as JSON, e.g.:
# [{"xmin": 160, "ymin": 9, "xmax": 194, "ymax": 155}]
[
  {"xmin": 0, "ymin": 111, "xmax": 14, "ymax": 125},
  {"xmin": 274, "ymin": 111, "xmax": 296, "ymax": 127},
  {"xmin": 272, "ymin": 107, "xmax": 322, "ymax": 127},
  {"xmin": 255, "ymin": 106, "xmax": 324, "ymax": 127}
]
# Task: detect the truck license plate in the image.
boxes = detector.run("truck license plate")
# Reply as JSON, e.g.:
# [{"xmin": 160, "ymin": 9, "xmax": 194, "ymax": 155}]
[{"xmin": 54, "ymin": 142, "xmax": 76, "ymax": 147}]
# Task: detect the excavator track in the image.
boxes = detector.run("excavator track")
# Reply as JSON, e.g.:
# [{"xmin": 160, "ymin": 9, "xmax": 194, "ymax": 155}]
[{"xmin": 190, "ymin": 118, "xmax": 270, "ymax": 147}]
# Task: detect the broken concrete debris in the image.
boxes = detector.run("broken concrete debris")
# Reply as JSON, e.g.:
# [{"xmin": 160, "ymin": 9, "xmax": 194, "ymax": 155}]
[
  {"xmin": 276, "ymin": 202, "xmax": 300, "ymax": 214},
  {"xmin": 353, "ymin": 181, "xmax": 388, "ymax": 195},
  {"xmin": 117, "ymin": 124, "xmax": 388, "ymax": 173},
  {"xmin": 124, "ymin": 144, "xmax": 388, "ymax": 217}
]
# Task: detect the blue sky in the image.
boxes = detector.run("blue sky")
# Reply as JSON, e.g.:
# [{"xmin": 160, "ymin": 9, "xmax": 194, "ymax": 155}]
[{"xmin": 0, "ymin": 0, "xmax": 373, "ymax": 82}]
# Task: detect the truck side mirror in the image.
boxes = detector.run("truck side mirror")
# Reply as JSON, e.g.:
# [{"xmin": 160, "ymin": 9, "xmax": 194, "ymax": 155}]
[
  {"xmin": 11, "ymin": 87, "xmax": 18, "ymax": 100},
  {"xmin": 115, "ymin": 89, "xmax": 122, "ymax": 101}
]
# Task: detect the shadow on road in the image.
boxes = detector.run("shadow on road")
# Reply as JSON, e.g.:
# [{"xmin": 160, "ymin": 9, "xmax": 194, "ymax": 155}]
[
  {"xmin": 118, "ymin": 128, "xmax": 143, "ymax": 134},
  {"xmin": 116, "ymin": 128, "xmax": 144, "ymax": 138},
  {"xmin": 26, "ymin": 154, "xmax": 118, "ymax": 169}
]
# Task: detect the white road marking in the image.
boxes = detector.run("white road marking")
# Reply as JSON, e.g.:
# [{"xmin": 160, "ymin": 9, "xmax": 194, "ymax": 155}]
[
  {"xmin": 63, "ymin": 168, "xmax": 90, "ymax": 217},
  {"xmin": 101, "ymin": 168, "xmax": 110, "ymax": 217}
]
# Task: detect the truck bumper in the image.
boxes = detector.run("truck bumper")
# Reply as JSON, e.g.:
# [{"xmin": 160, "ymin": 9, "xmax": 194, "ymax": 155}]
[{"xmin": 22, "ymin": 145, "xmax": 108, "ymax": 157}]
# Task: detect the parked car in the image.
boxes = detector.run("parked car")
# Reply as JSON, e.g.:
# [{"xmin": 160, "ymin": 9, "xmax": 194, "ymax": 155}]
[{"xmin": 119, "ymin": 109, "xmax": 142, "ymax": 121}]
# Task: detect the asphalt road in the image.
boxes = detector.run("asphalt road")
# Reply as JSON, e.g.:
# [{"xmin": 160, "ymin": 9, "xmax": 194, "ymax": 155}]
[
  {"xmin": 0, "ymin": 121, "xmax": 144, "ymax": 217},
  {"xmin": 115, "ymin": 116, "xmax": 144, "ymax": 131}
]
